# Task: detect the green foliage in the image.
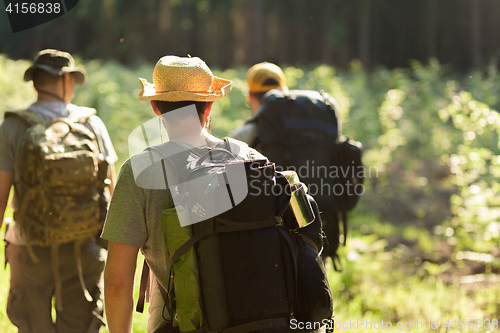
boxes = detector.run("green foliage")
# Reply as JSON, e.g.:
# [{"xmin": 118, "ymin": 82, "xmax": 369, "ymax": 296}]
[
  {"xmin": 72, "ymin": 60, "xmax": 153, "ymax": 164},
  {"xmin": 2, "ymin": 55, "xmax": 499, "ymax": 332},
  {"xmin": 439, "ymin": 91, "xmax": 500, "ymax": 252},
  {"xmin": 210, "ymin": 67, "xmax": 251, "ymax": 138},
  {"xmin": 0, "ymin": 54, "xmax": 36, "ymax": 111},
  {"xmin": 0, "ymin": 222, "xmax": 13, "ymax": 332}
]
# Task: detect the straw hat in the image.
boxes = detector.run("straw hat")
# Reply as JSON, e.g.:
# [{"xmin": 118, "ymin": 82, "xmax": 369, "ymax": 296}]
[
  {"xmin": 138, "ymin": 56, "xmax": 232, "ymax": 102},
  {"xmin": 247, "ymin": 62, "xmax": 287, "ymax": 93},
  {"xmin": 24, "ymin": 49, "xmax": 87, "ymax": 84}
]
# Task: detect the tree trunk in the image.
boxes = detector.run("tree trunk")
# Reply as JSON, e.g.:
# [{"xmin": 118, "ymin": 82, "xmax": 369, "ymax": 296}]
[
  {"xmin": 250, "ymin": 0, "xmax": 265, "ymax": 63},
  {"xmin": 322, "ymin": 0, "xmax": 335, "ymax": 64},
  {"xmin": 424, "ymin": 0, "xmax": 438, "ymax": 59},
  {"xmin": 293, "ymin": 0, "xmax": 308, "ymax": 64},
  {"xmin": 358, "ymin": 0, "xmax": 371, "ymax": 67},
  {"xmin": 231, "ymin": 1, "xmax": 246, "ymax": 65},
  {"xmin": 471, "ymin": 0, "xmax": 482, "ymax": 68}
]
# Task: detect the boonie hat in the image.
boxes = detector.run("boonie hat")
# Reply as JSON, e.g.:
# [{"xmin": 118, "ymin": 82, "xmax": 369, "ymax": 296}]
[
  {"xmin": 138, "ymin": 56, "xmax": 232, "ymax": 102},
  {"xmin": 24, "ymin": 49, "xmax": 87, "ymax": 84},
  {"xmin": 247, "ymin": 62, "xmax": 287, "ymax": 93}
]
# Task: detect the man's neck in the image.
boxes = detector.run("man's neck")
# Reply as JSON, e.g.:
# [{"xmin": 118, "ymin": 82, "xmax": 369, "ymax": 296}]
[
  {"xmin": 167, "ymin": 129, "xmax": 222, "ymax": 147},
  {"xmin": 37, "ymin": 91, "xmax": 66, "ymax": 103}
]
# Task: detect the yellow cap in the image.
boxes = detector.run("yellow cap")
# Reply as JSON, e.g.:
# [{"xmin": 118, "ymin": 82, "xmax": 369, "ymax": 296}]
[{"xmin": 247, "ymin": 62, "xmax": 287, "ymax": 93}]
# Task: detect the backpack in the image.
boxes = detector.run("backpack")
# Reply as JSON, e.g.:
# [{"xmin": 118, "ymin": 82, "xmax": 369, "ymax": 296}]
[
  {"xmin": 4, "ymin": 106, "xmax": 110, "ymax": 310},
  {"xmin": 254, "ymin": 89, "xmax": 364, "ymax": 270},
  {"xmin": 135, "ymin": 138, "xmax": 334, "ymax": 333}
]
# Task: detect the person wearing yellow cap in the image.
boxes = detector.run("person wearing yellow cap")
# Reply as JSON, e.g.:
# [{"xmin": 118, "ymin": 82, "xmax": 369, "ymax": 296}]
[
  {"xmin": 232, "ymin": 61, "xmax": 359, "ymax": 271},
  {"xmin": 246, "ymin": 62, "xmax": 288, "ymax": 113},
  {"xmin": 0, "ymin": 49, "xmax": 117, "ymax": 333},
  {"xmin": 231, "ymin": 62, "xmax": 288, "ymax": 145}
]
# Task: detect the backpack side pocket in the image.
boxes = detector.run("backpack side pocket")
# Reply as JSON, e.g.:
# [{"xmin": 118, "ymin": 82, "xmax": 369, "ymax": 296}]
[{"xmin": 161, "ymin": 205, "xmax": 203, "ymax": 332}]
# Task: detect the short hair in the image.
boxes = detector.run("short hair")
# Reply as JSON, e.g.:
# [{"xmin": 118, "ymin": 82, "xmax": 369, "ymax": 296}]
[
  {"xmin": 248, "ymin": 92, "xmax": 266, "ymax": 103},
  {"xmin": 32, "ymin": 69, "xmax": 62, "ymax": 87},
  {"xmin": 154, "ymin": 100, "xmax": 209, "ymax": 122},
  {"xmin": 249, "ymin": 78, "xmax": 280, "ymax": 103},
  {"xmin": 261, "ymin": 77, "xmax": 281, "ymax": 89}
]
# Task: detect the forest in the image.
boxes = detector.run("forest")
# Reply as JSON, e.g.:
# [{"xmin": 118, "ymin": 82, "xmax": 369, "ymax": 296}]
[{"xmin": 1, "ymin": 0, "xmax": 500, "ymax": 70}]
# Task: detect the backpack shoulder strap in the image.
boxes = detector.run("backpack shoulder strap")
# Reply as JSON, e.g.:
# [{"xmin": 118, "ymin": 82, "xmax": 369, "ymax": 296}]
[
  {"xmin": 223, "ymin": 137, "xmax": 265, "ymax": 161},
  {"xmin": 136, "ymin": 259, "xmax": 151, "ymax": 313},
  {"xmin": 222, "ymin": 137, "xmax": 232, "ymax": 153},
  {"xmin": 66, "ymin": 105, "xmax": 97, "ymax": 124},
  {"xmin": 4, "ymin": 109, "xmax": 45, "ymax": 127},
  {"xmin": 319, "ymin": 89, "xmax": 342, "ymax": 137}
]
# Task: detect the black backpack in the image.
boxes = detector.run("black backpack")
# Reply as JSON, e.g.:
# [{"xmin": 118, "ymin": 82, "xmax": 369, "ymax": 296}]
[
  {"xmin": 254, "ymin": 89, "xmax": 364, "ymax": 270},
  {"xmin": 135, "ymin": 138, "xmax": 334, "ymax": 333}
]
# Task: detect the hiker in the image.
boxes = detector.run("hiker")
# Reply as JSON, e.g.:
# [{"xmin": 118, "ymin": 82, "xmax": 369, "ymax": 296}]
[
  {"xmin": 102, "ymin": 55, "xmax": 333, "ymax": 332},
  {"xmin": 232, "ymin": 62, "xmax": 363, "ymax": 269},
  {"xmin": 231, "ymin": 62, "xmax": 288, "ymax": 147},
  {"xmin": 0, "ymin": 49, "xmax": 117, "ymax": 333}
]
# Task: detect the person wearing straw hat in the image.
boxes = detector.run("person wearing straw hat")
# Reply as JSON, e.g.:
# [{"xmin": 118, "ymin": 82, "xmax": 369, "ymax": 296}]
[
  {"xmin": 0, "ymin": 49, "xmax": 117, "ymax": 333},
  {"xmin": 101, "ymin": 55, "xmax": 268, "ymax": 333}
]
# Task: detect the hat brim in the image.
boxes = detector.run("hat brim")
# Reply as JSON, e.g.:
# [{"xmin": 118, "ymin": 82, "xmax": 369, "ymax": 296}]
[
  {"xmin": 24, "ymin": 64, "xmax": 87, "ymax": 84},
  {"xmin": 248, "ymin": 84, "xmax": 285, "ymax": 93},
  {"xmin": 138, "ymin": 76, "xmax": 232, "ymax": 102}
]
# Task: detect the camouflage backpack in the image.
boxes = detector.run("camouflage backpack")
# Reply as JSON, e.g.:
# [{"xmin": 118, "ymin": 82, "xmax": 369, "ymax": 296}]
[{"xmin": 5, "ymin": 106, "xmax": 109, "ymax": 309}]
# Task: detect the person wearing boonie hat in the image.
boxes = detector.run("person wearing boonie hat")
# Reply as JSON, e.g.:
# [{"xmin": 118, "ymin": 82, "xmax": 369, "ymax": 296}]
[
  {"xmin": 101, "ymin": 55, "xmax": 266, "ymax": 333},
  {"xmin": 231, "ymin": 62, "xmax": 288, "ymax": 145},
  {"xmin": 0, "ymin": 49, "xmax": 117, "ymax": 333},
  {"xmin": 24, "ymin": 48, "xmax": 88, "ymax": 102}
]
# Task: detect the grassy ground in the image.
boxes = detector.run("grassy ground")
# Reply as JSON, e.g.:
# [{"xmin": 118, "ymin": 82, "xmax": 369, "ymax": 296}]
[
  {"xmin": 0, "ymin": 227, "xmax": 12, "ymax": 332},
  {"xmin": 2, "ymin": 215, "xmax": 499, "ymax": 332},
  {"xmin": 0, "ymin": 209, "xmax": 150, "ymax": 332},
  {"xmin": 326, "ymin": 214, "xmax": 500, "ymax": 333}
]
